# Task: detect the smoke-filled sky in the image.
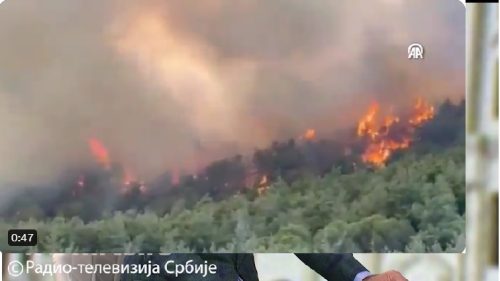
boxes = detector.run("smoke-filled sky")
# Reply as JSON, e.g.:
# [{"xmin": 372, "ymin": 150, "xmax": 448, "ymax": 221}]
[{"xmin": 0, "ymin": 0, "xmax": 464, "ymax": 184}]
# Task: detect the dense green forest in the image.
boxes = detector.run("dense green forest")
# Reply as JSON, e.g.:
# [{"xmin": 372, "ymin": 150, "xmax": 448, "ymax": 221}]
[{"xmin": 0, "ymin": 146, "xmax": 465, "ymax": 253}]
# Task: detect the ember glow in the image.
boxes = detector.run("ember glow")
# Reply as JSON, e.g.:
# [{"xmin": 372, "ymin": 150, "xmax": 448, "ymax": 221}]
[
  {"xmin": 77, "ymin": 175, "xmax": 85, "ymax": 188},
  {"xmin": 120, "ymin": 167, "xmax": 147, "ymax": 194},
  {"xmin": 123, "ymin": 168, "xmax": 135, "ymax": 186},
  {"xmin": 302, "ymin": 129, "xmax": 317, "ymax": 141},
  {"xmin": 357, "ymin": 98, "xmax": 435, "ymax": 167},
  {"xmin": 88, "ymin": 138, "xmax": 111, "ymax": 169},
  {"xmin": 73, "ymin": 175, "xmax": 86, "ymax": 197},
  {"xmin": 257, "ymin": 175, "xmax": 269, "ymax": 196}
]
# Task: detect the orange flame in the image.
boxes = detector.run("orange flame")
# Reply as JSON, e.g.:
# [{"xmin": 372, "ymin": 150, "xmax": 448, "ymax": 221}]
[
  {"xmin": 86, "ymin": 138, "xmax": 147, "ymax": 194},
  {"xmin": 258, "ymin": 175, "xmax": 268, "ymax": 185},
  {"xmin": 357, "ymin": 98, "xmax": 434, "ymax": 167},
  {"xmin": 409, "ymin": 97, "xmax": 435, "ymax": 126},
  {"xmin": 302, "ymin": 129, "xmax": 317, "ymax": 141},
  {"xmin": 88, "ymin": 138, "xmax": 111, "ymax": 169},
  {"xmin": 357, "ymin": 103, "xmax": 380, "ymax": 140},
  {"xmin": 361, "ymin": 139, "xmax": 411, "ymax": 167},
  {"xmin": 257, "ymin": 175, "xmax": 269, "ymax": 195}
]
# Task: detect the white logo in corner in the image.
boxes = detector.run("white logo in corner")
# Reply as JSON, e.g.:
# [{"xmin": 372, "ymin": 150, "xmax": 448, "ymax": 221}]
[{"xmin": 408, "ymin": 43, "xmax": 424, "ymax": 60}]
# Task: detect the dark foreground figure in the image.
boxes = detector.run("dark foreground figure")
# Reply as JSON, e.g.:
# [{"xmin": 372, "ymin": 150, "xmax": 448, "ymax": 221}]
[{"xmin": 120, "ymin": 254, "xmax": 407, "ymax": 281}]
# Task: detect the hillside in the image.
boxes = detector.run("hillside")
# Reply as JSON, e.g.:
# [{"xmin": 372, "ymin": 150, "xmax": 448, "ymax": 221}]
[{"xmin": 0, "ymin": 146, "xmax": 465, "ymax": 253}]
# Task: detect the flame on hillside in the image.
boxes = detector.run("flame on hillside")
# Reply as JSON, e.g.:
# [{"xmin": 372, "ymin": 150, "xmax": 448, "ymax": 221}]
[
  {"xmin": 409, "ymin": 97, "xmax": 435, "ymax": 126},
  {"xmin": 257, "ymin": 175, "xmax": 269, "ymax": 195},
  {"xmin": 356, "ymin": 98, "xmax": 435, "ymax": 167},
  {"xmin": 88, "ymin": 138, "xmax": 111, "ymax": 169},
  {"xmin": 86, "ymin": 138, "xmax": 146, "ymax": 194},
  {"xmin": 302, "ymin": 129, "xmax": 316, "ymax": 141},
  {"xmin": 81, "ymin": 98, "xmax": 435, "ymax": 196}
]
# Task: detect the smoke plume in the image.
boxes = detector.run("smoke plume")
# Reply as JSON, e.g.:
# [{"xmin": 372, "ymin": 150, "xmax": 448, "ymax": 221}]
[{"xmin": 0, "ymin": 0, "xmax": 464, "ymax": 188}]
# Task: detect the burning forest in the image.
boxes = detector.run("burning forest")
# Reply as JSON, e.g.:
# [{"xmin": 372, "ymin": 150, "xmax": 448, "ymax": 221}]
[
  {"xmin": 0, "ymin": 97, "xmax": 465, "ymax": 222},
  {"xmin": 79, "ymin": 97, "xmax": 436, "ymax": 197},
  {"xmin": 0, "ymin": 0, "xmax": 465, "ymax": 252},
  {"xmin": 357, "ymin": 97, "xmax": 435, "ymax": 167},
  {"xmin": 0, "ymin": 98, "xmax": 466, "ymax": 253}
]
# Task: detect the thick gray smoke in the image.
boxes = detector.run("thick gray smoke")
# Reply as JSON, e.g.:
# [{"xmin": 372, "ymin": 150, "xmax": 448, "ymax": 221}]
[{"xmin": 0, "ymin": 0, "xmax": 464, "ymax": 187}]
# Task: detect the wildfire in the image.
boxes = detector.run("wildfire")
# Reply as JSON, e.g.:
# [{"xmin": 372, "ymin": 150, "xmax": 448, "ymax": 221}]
[
  {"xmin": 409, "ymin": 97, "xmax": 435, "ymax": 126},
  {"xmin": 80, "ymin": 97, "xmax": 434, "ymax": 197},
  {"xmin": 87, "ymin": 138, "xmax": 147, "ymax": 193},
  {"xmin": 257, "ymin": 175, "xmax": 269, "ymax": 195},
  {"xmin": 361, "ymin": 139, "xmax": 411, "ymax": 167},
  {"xmin": 121, "ymin": 168, "xmax": 148, "ymax": 193},
  {"xmin": 302, "ymin": 129, "xmax": 317, "ymax": 141},
  {"xmin": 88, "ymin": 138, "xmax": 111, "ymax": 169},
  {"xmin": 357, "ymin": 103, "xmax": 380, "ymax": 139},
  {"xmin": 357, "ymin": 98, "xmax": 434, "ymax": 167},
  {"xmin": 259, "ymin": 175, "xmax": 268, "ymax": 185},
  {"xmin": 123, "ymin": 168, "xmax": 135, "ymax": 186}
]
